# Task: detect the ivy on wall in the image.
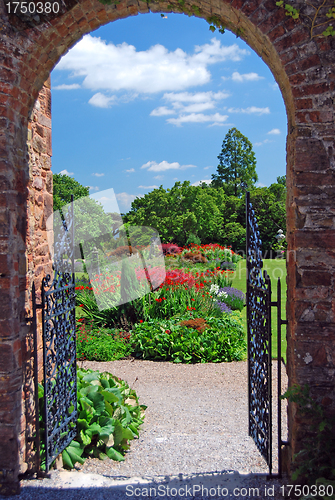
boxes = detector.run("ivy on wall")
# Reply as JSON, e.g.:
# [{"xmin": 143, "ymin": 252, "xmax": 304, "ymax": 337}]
[
  {"xmin": 97, "ymin": 0, "xmax": 234, "ymax": 35},
  {"xmin": 276, "ymin": 0, "xmax": 335, "ymax": 38}
]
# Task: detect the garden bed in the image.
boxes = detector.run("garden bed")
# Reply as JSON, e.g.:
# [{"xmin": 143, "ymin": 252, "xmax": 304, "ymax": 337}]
[{"xmin": 75, "ymin": 243, "xmax": 246, "ymax": 364}]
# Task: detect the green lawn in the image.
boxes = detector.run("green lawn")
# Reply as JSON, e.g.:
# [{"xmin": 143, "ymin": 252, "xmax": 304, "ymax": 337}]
[{"xmin": 230, "ymin": 258, "xmax": 287, "ymax": 360}]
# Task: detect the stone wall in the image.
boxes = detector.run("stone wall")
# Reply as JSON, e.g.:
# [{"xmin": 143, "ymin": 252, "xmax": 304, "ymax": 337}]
[
  {"xmin": 20, "ymin": 79, "xmax": 53, "ymax": 475},
  {"xmin": 0, "ymin": 0, "xmax": 334, "ymax": 493}
]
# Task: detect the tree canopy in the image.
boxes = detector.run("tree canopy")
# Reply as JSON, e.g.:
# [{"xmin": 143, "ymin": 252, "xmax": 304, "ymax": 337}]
[
  {"xmin": 53, "ymin": 173, "xmax": 90, "ymax": 212},
  {"xmin": 125, "ymin": 179, "xmax": 286, "ymax": 253},
  {"xmin": 211, "ymin": 127, "xmax": 258, "ymax": 197},
  {"xmin": 53, "ymin": 173, "xmax": 117, "ymax": 257}
]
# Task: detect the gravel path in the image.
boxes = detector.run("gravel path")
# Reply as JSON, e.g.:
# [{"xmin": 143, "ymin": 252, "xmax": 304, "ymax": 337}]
[{"xmin": 4, "ymin": 360, "xmax": 289, "ymax": 500}]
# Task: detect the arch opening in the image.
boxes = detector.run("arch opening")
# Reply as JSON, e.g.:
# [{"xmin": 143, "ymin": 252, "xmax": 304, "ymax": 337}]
[{"xmin": 1, "ymin": 0, "xmax": 334, "ymax": 493}]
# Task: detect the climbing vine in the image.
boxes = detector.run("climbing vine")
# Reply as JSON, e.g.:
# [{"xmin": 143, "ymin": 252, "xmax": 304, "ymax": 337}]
[
  {"xmin": 97, "ymin": 0, "xmax": 241, "ymax": 36},
  {"xmin": 276, "ymin": 0, "xmax": 335, "ymax": 38}
]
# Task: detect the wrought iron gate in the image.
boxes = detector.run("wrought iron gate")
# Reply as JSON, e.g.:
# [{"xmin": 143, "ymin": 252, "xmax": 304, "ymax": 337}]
[
  {"xmin": 33, "ymin": 196, "xmax": 77, "ymax": 472},
  {"xmin": 246, "ymin": 191, "xmax": 288, "ymax": 477}
]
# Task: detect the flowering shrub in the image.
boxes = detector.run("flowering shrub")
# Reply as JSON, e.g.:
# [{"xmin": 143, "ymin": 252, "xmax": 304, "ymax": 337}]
[
  {"xmin": 210, "ymin": 286, "xmax": 245, "ymax": 312},
  {"xmin": 161, "ymin": 243, "xmax": 183, "ymax": 256},
  {"xmin": 182, "ymin": 243, "xmax": 241, "ymax": 263},
  {"xmin": 163, "ymin": 269, "xmax": 196, "ymax": 289}
]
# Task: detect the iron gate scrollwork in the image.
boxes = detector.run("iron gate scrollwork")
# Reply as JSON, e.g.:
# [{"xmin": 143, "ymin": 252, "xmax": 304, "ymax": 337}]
[
  {"xmin": 246, "ymin": 191, "xmax": 273, "ymax": 474},
  {"xmin": 41, "ymin": 195, "xmax": 77, "ymax": 472}
]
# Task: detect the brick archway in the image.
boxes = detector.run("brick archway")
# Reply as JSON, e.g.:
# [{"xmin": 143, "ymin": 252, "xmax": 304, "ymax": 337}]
[{"xmin": 0, "ymin": 0, "xmax": 334, "ymax": 493}]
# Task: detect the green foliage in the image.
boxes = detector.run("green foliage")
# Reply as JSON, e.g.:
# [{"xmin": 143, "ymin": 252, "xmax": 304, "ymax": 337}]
[
  {"xmin": 76, "ymin": 322, "xmax": 132, "ymax": 361},
  {"xmin": 282, "ymin": 384, "xmax": 335, "ymax": 495},
  {"xmin": 276, "ymin": 175, "xmax": 286, "ymax": 186},
  {"xmin": 53, "ymin": 173, "xmax": 90, "ymax": 212},
  {"xmin": 248, "ymin": 185, "xmax": 286, "ymax": 253},
  {"xmin": 211, "ymin": 127, "xmax": 258, "ymax": 197},
  {"xmin": 207, "ymin": 15, "xmax": 226, "ymax": 33},
  {"xmin": 131, "ymin": 314, "xmax": 246, "ymax": 363},
  {"xmin": 53, "ymin": 173, "xmax": 120, "ymax": 258},
  {"xmin": 37, "ymin": 369, "xmax": 145, "ymax": 470},
  {"xmin": 128, "ymin": 186, "xmax": 246, "ymax": 253},
  {"xmin": 124, "ymin": 181, "xmax": 247, "ymax": 250},
  {"xmin": 76, "ymin": 283, "xmax": 119, "ymax": 327},
  {"xmin": 276, "ymin": 0, "xmax": 335, "ymax": 38},
  {"xmin": 186, "ymin": 232, "xmax": 201, "ymax": 246},
  {"xmin": 73, "ymin": 197, "xmax": 116, "ymax": 258},
  {"xmin": 276, "ymin": 0, "xmax": 299, "ymax": 19}
]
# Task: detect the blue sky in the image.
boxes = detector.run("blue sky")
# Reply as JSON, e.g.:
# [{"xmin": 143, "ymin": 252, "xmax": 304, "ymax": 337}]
[{"xmin": 51, "ymin": 12, "xmax": 287, "ymax": 214}]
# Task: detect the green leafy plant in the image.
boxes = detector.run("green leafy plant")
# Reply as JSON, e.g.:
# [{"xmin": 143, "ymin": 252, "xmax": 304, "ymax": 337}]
[
  {"xmin": 76, "ymin": 321, "xmax": 132, "ymax": 361},
  {"xmin": 282, "ymin": 384, "xmax": 335, "ymax": 498},
  {"xmin": 276, "ymin": 0, "xmax": 299, "ymax": 19},
  {"xmin": 38, "ymin": 369, "xmax": 145, "ymax": 470},
  {"xmin": 131, "ymin": 313, "xmax": 246, "ymax": 363},
  {"xmin": 206, "ymin": 14, "xmax": 226, "ymax": 33}
]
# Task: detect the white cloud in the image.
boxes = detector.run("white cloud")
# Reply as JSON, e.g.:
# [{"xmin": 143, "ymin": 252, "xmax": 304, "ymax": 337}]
[
  {"xmin": 150, "ymin": 106, "xmax": 176, "ymax": 116},
  {"xmin": 59, "ymin": 169, "xmax": 74, "ymax": 176},
  {"xmin": 267, "ymin": 128, "xmax": 281, "ymax": 135},
  {"xmin": 167, "ymin": 112, "xmax": 228, "ymax": 127},
  {"xmin": 88, "ymin": 186, "xmax": 100, "ymax": 191},
  {"xmin": 151, "ymin": 91, "xmax": 230, "ymax": 126},
  {"xmin": 154, "ymin": 175, "xmax": 164, "ymax": 180},
  {"xmin": 138, "ymin": 185, "xmax": 159, "ymax": 189},
  {"xmin": 231, "ymin": 71, "xmax": 264, "ymax": 82},
  {"xmin": 125, "ymin": 168, "xmax": 135, "ymax": 173},
  {"xmin": 91, "ymin": 189, "xmax": 121, "ymax": 213},
  {"xmin": 92, "ymin": 173, "xmax": 105, "ymax": 177},
  {"xmin": 164, "ymin": 90, "xmax": 230, "ymax": 104},
  {"xmin": 53, "ymin": 83, "xmax": 81, "ymax": 90},
  {"xmin": 115, "ymin": 192, "xmax": 142, "ymax": 210},
  {"xmin": 141, "ymin": 161, "xmax": 197, "ymax": 172},
  {"xmin": 88, "ymin": 93, "xmax": 116, "ymax": 108},
  {"xmin": 256, "ymin": 182, "xmax": 267, "ymax": 187},
  {"xmin": 204, "ymin": 166, "xmax": 212, "ymax": 170},
  {"xmin": 227, "ymin": 106, "xmax": 270, "ymax": 115},
  {"xmin": 255, "ymin": 139, "xmax": 272, "ymax": 146},
  {"xmin": 55, "ymin": 35, "xmax": 248, "ymax": 94},
  {"xmin": 191, "ymin": 179, "xmax": 212, "ymax": 186}
]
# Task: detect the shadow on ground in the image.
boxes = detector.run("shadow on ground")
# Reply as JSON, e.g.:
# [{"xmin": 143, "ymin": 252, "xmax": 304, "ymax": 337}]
[{"xmin": 2, "ymin": 469, "xmax": 288, "ymax": 499}]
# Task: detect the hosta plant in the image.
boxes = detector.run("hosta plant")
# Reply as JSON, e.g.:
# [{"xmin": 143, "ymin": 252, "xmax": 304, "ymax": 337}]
[{"xmin": 38, "ymin": 368, "xmax": 145, "ymax": 470}]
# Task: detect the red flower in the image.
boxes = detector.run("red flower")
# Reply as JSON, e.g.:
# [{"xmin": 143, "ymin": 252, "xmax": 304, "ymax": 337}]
[
  {"xmin": 79, "ymin": 304, "xmax": 84, "ymax": 307},
  {"xmin": 139, "ymin": 320, "xmax": 143, "ymax": 323}
]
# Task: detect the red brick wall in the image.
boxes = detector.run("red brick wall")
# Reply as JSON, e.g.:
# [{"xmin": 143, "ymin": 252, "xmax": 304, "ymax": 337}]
[
  {"xmin": 20, "ymin": 78, "xmax": 54, "ymax": 476},
  {"xmin": 0, "ymin": 0, "xmax": 334, "ymax": 492}
]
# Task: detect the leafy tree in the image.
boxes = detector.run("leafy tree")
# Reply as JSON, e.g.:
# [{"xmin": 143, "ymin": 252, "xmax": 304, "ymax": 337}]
[
  {"xmin": 53, "ymin": 173, "xmax": 90, "ymax": 212},
  {"xmin": 52, "ymin": 173, "xmax": 117, "ymax": 258},
  {"xmin": 124, "ymin": 181, "xmax": 246, "ymax": 250},
  {"xmin": 276, "ymin": 175, "xmax": 286, "ymax": 186},
  {"xmin": 211, "ymin": 127, "xmax": 258, "ymax": 197},
  {"xmin": 249, "ymin": 183, "xmax": 286, "ymax": 254},
  {"xmin": 124, "ymin": 179, "xmax": 286, "ymax": 254}
]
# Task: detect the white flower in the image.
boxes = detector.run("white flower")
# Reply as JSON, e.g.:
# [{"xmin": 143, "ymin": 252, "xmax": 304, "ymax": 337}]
[
  {"xmin": 209, "ymin": 284, "xmax": 219, "ymax": 295},
  {"xmin": 217, "ymin": 291, "xmax": 228, "ymax": 299}
]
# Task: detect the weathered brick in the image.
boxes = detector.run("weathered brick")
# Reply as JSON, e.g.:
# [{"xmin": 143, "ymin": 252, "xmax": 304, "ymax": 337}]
[{"xmin": 0, "ymin": 0, "xmax": 334, "ymax": 488}]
